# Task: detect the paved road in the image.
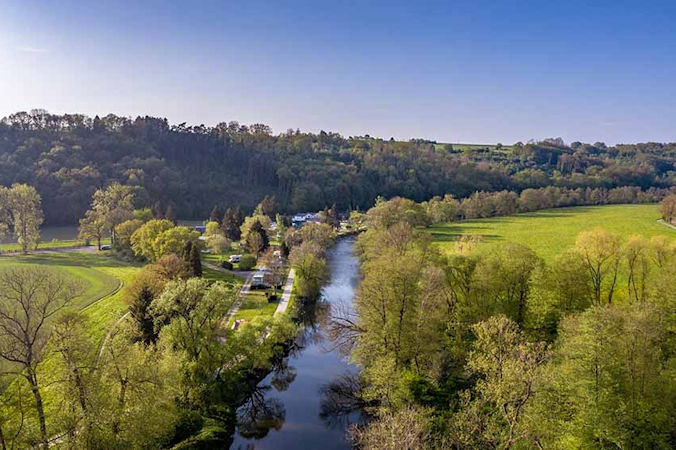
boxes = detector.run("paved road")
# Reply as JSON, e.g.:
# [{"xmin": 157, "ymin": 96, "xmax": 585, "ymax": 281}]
[{"xmin": 274, "ymin": 268, "xmax": 295, "ymax": 316}]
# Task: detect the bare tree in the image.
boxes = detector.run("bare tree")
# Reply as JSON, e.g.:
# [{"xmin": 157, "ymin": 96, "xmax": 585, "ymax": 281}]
[{"xmin": 0, "ymin": 267, "xmax": 81, "ymax": 449}]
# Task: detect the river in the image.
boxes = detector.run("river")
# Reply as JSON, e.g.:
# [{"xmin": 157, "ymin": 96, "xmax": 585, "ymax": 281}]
[{"xmin": 231, "ymin": 236, "xmax": 364, "ymax": 449}]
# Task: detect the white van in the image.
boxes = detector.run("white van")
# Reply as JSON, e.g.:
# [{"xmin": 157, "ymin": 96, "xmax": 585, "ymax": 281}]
[{"xmin": 229, "ymin": 254, "xmax": 242, "ymax": 263}]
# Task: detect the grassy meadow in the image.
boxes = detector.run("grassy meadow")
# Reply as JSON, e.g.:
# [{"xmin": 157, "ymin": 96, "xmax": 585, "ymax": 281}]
[
  {"xmin": 0, "ymin": 252, "xmax": 140, "ymax": 343},
  {"xmin": 430, "ymin": 204, "xmax": 675, "ymax": 262}
]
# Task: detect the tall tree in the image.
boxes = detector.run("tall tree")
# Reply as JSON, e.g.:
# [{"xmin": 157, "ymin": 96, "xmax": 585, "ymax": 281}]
[
  {"xmin": 0, "ymin": 267, "xmax": 81, "ymax": 449},
  {"xmin": 50, "ymin": 311, "xmax": 98, "ymax": 444},
  {"xmin": 7, "ymin": 184, "xmax": 43, "ymax": 254},
  {"xmin": 78, "ymin": 208, "xmax": 106, "ymax": 249},
  {"xmin": 451, "ymin": 316, "xmax": 547, "ymax": 449},
  {"xmin": 659, "ymin": 194, "xmax": 676, "ymax": 224},
  {"xmin": 182, "ymin": 240, "xmax": 203, "ymax": 277},
  {"xmin": 0, "ymin": 187, "xmax": 10, "ymax": 248},
  {"xmin": 221, "ymin": 207, "xmax": 243, "ymax": 241},
  {"xmin": 209, "ymin": 205, "xmax": 222, "ymax": 223},
  {"xmin": 89, "ymin": 183, "xmax": 135, "ymax": 248},
  {"xmin": 574, "ymin": 228, "xmax": 622, "ymax": 305}
]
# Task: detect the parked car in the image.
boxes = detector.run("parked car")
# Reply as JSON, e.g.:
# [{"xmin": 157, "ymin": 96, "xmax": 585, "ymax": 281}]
[
  {"xmin": 229, "ymin": 254, "xmax": 241, "ymax": 263},
  {"xmin": 100, "ymin": 244, "xmax": 112, "ymax": 251}
]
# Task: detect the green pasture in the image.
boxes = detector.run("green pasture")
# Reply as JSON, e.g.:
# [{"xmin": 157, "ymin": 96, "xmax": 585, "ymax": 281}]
[
  {"xmin": 232, "ymin": 289, "xmax": 279, "ymax": 322},
  {"xmin": 0, "ymin": 252, "xmax": 139, "ymax": 343},
  {"xmin": 430, "ymin": 204, "xmax": 675, "ymax": 262}
]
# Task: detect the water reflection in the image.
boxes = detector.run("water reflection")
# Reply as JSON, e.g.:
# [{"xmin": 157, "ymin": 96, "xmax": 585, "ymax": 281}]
[
  {"xmin": 231, "ymin": 236, "xmax": 362, "ymax": 449},
  {"xmin": 319, "ymin": 372, "xmax": 371, "ymax": 430},
  {"xmin": 237, "ymin": 386, "xmax": 286, "ymax": 440}
]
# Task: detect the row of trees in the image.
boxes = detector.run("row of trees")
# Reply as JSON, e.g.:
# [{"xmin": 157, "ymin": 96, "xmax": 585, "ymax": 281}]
[
  {"xmin": 0, "ymin": 183, "xmax": 43, "ymax": 253},
  {"xmin": 3, "ymin": 110, "xmax": 676, "ymax": 224},
  {"xmin": 340, "ymin": 198, "xmax": 676, "ymax": 448},
  {"xmin": 367, "ymin": 186, "xmax": 676, "ymax": 231}
]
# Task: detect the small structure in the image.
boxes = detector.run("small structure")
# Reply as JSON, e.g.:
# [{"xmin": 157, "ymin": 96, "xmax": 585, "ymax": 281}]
[
  {"xmin": 292, "ymin": 212, "xmax": 319, "ymax": 227},
  {"xmin": 251, "ymin": 266, "xmax": 271, "ymax": 288}
]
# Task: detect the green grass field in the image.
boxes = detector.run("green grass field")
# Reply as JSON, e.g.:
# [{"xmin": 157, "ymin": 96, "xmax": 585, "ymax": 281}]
[
  {"xmin": 430, "ymin": 204, "xmax": 675, "ymax": 262},
  {"xmin": 232, "ymin": 289, "xmax": 279, "ymax": 322},
  {"xmin": 0, "ymin": 252, "xmax": 140, "ymax": 343}
]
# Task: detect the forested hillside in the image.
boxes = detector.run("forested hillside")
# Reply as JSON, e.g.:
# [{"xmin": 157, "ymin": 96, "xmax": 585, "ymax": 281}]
[{"xmin": 2, "ymin": 110, "xmax": 676, "ymax": 224}]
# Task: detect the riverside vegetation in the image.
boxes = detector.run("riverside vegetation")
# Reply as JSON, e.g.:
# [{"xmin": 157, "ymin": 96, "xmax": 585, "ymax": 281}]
[{"xmin": 334, "ymin": 196, "xmax": 676, "ymax": 449}]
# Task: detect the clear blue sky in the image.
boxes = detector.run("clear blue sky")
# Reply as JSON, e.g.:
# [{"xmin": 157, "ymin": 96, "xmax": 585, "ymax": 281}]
[{"xmin": 1, "ymin": 0, "xmax": 675, "ymax": 144}]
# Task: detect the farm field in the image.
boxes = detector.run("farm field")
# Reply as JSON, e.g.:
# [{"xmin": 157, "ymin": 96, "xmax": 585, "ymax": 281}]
[{"xmin": 429, "ymin": 204, "xmax": 675, "ymax": 262}]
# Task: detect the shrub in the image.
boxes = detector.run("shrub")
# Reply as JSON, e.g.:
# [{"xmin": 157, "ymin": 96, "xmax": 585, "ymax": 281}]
[
  {"xmin": 220, "ymin": 260, "xmax": 233, "ymax": 270},
  {"xmin": 238, "ymin": 254, "xmax": 256, "ymax": 271}
]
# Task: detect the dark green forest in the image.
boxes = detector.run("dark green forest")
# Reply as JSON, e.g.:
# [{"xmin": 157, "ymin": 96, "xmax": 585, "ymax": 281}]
[{"xmin": 2, "ymin": 110, "xmax": 676, "ymax": 224}]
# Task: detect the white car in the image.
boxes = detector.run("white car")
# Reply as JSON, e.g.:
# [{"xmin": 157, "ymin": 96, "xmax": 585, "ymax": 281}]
[{"xmin": 228, "ymin": 254, "xmax": 242, "ymax": 263}]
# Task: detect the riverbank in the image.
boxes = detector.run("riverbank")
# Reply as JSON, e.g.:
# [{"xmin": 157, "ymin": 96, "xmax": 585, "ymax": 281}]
[{"xmin": 231, "ymin": 236, "xmax": 362, "ymax": 449}]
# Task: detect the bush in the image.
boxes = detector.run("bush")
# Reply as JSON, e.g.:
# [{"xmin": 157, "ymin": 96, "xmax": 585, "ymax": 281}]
[
  {"xmin": 238, "ymin": 254, "xmax": 256, "ymax": 271},
  {"xmin": 220, "ymin": 260, "xmax": 233, "ymax": 270}
]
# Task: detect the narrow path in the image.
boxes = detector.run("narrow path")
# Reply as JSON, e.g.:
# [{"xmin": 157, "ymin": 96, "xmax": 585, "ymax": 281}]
[
  {"xmin": 274, "ymin": 268, "xmax": 295, "ymax": 316},
  {"xmin": 657, "ymin": 219, "xmax": 676, "ymax": 230},
  {"xmin": 223, "ymin": 273, "xmax": 253, "ymax": 328}
]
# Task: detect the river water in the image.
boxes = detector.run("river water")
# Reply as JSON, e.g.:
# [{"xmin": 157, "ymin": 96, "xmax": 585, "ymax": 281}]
[{"xmin": 231, "ymin": 236, "xmax": 363, "ymax": 449}]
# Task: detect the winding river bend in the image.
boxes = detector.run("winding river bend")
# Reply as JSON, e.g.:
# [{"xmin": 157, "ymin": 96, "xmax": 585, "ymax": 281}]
[{"xmin": 231, "ymin": 236, "xmax": 363, "ymax": 449}]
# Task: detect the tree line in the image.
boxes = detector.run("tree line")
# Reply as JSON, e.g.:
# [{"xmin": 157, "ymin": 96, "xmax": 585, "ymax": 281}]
[
  {"xmin": 337, "ymin": 197, "xmax": 676, "ymax": 449},
  {"xmin": 2, "ymin": 110, "xmax": 676, "ymax": 224}
]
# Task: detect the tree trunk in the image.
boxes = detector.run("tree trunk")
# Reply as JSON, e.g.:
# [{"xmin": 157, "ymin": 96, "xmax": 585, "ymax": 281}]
[
  {"xmin": 112, "ymin": 380, "xmax": 127, "ymax": 435},
  {"xmin": 27, "ymin": 371, "xmax": 48, "ymax": 449}
]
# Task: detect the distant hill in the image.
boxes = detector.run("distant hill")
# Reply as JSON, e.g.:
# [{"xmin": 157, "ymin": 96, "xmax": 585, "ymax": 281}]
[{"xmin": 1, "ymin": 110, "xmax": 675, "ymax": 224}]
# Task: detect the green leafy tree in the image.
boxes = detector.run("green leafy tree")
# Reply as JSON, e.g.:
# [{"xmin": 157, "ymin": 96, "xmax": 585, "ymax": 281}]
[
  {"xmin": 154, "ymin": 226, "xmax": 200, "ymax": 260},
  {"xmin": 290, "ymin": 242, "xmax": 328, "ymax": 300},
  {"xmin": 130, "ymin": 219, "xmax": 174, "ymax": 261},
  {"xmin": 114, "ymin": 218, "xmax": 144, "ymax": 251},
  {"xmin": 50, "ymin": 311, "xmax": 100, "ymax": 445},
  {"xmin": 124, "ymin": 268, "xmax": 167, "ymax": 344},
  {"xmin": 474, "ymin": 243, "xmax": 541, "ymax": 326},
  {"xmin": 79, "ymin": 208, "xmax": 106, "ymax": 249},
  {"xmin": 239, "ymin": 254, "xmax": 257, "ymax": 271},
  {"xmin": 90, "ymin": 183, "xmax": 135, "ymax": 247},
  {"xmin": 183, "ymin": 240, "xmax": 203, "ymax": 277},
  {"xmin": 659, "ymin": 194, "xmax": 676, "ymax": 223},
  {"xmin": 529, "ymin": 305, "xmax": 675, "ymax": 448},
  {"xmin": 7, "ymin": 184, "xmax": 43, "ymax": 254},
  {"xmin": 221, "ymin": 207, "xmax": 242, "ymax": 240},
  {"xmin": 574, "ymin": 228, "xmax": 622, "ymax": 305},
  {"xmin": 450, "ymin": 316, "xmax": 547, "ymax": 449},
  {"xmin": 99, "ymin": 319, "xmax": 181, "ymax": 446}
]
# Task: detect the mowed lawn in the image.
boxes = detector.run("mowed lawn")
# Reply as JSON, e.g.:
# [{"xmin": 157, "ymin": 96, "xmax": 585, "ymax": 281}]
[
  {"xmin": 430, "ymin": 204, "xmax": 675, "ymax": 262},
  {"xmin": 0, "ymin": 252, "xmax": 140, "ymax": 343}
]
